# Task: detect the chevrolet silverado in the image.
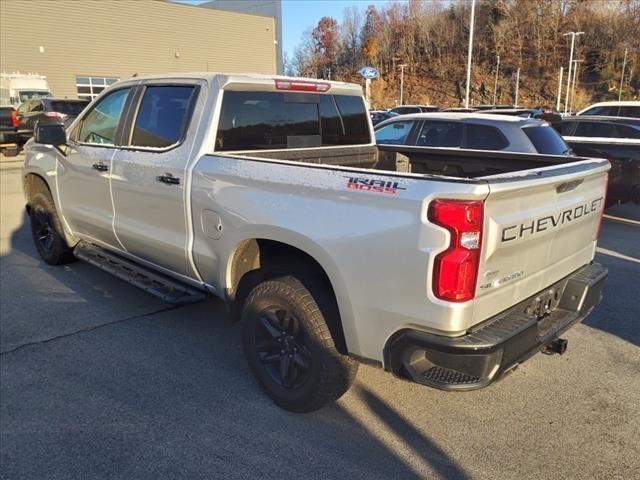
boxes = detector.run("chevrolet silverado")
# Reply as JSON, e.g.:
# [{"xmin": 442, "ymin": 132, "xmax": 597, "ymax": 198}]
[{"xmin": 23, "ymin": 73, "xmax": 608, "ymax": 412}]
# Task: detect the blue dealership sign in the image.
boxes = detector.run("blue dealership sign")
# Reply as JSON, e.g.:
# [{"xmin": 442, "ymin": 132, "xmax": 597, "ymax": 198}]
[{"xmin": 358, "ymin": 67, "xmax": 379, "ymax": 79}]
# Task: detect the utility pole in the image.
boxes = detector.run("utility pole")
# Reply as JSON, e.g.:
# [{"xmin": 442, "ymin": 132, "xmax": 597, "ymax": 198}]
[
  {"xmin": 464, "ymin": 0, "xmax": 476, "ymax": 109},
  {"xmin": 492, "ymin": 55, "xmax": 500, "ymax": 105},
  {"xmin": 563, "ymin": 31, "xmax": 584, "ymax": 114},
  {"xmin": 398, "ymin": 64, "xmax": 407, "ymax": 105},
  {"xmin": 570, "ymin": 59, "xmax": 583, "ymax": 113},
  {"xmin": 556, "ymin": 66, "xmax": 563, "ymax": 111},
  {"xmin": 514, "ymin": 67, "xmax": 520, "ymax": 107},
  {"xmin": 619, "ymin": 47, "xmax": 628, "ymax": 101}
]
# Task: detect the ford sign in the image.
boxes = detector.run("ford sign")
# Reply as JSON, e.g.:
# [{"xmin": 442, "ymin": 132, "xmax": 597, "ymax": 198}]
[{"xmin": 358, "ymin": 67, "xmax": 379, "ymax": 79}]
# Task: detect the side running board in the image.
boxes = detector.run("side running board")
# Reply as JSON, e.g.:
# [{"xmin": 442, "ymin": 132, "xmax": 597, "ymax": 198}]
[{"xmin": 74, "ymin": 241, "xmax": 207, "ymax": 305}]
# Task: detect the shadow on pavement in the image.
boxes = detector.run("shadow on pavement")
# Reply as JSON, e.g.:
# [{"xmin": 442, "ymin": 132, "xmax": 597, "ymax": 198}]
[
  {"xmin": 1, "ymin": 204, "xmax": 467, "ymax": 479},
  {"xmin": 587, "ymin": 204, "xmax": 640, "ymax": 347}
]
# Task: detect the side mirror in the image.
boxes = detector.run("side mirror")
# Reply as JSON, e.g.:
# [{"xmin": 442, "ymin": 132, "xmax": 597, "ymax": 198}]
[{"xmin": 34, "ymin": 123, "xmax": 66, "ymax": 147}]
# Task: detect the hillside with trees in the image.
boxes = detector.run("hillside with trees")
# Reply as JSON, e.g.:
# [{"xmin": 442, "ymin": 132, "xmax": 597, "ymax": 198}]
[{"xmin": 288, "ymin": 0, "xmax": 639, "ymax": 111}]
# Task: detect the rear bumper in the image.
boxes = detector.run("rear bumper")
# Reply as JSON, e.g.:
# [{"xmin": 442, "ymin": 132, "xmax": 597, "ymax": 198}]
[
  {"xmin": 384, "ymin": 263, "xmax": 607, "ymax": 391},
  {"xmin": 0, "ymin": 129, "xmax": 21, "ymax": 145}
]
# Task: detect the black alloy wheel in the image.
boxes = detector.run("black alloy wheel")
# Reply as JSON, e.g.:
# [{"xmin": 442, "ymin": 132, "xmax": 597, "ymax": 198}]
[
  {"xmin": 32, "ymin": 208, "xmax": 55, "ymax": 255},
  {"xmin": 255, "ymin": 307, "xmax": 312, "ymax": 389}
]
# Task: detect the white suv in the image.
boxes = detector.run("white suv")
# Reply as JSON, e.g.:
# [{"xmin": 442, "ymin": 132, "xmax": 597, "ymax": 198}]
[{"xmin": 577, "ymin": 101, "xmax": 640, "ymax": 118}]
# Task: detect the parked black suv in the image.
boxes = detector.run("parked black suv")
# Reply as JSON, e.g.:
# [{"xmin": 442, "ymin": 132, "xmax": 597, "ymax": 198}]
[
  {"xmin": 16, "ymin": 98, "xmax": 89, "ymax": 142},
  {"xmin": 562, "ymin": 116, "xmax": 640, "ymax": 205},
  {"xmin": 561, "ymin": 116, "xmax": 640, "ymax": 139}
]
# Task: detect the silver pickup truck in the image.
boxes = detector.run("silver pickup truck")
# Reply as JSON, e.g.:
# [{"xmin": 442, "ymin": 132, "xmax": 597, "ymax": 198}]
[{"xmin": 23, "ymin": 73, "xmax": 609, "ymax": 412}]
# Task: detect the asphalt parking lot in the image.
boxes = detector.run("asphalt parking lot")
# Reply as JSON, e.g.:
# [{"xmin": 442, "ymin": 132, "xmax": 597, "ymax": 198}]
[{"xmin": 1, "ymin": 154, "xmax": 639, "ymax": 480}]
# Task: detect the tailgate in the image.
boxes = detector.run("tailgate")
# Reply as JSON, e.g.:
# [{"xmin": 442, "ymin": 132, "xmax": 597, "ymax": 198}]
[
  {"xmin": 0, "ymin": 108, "xmax": 15, "ymax": 129},
  {"xmin": 473, "ymin": 159, "xmax": 609, "ymax": 324}
]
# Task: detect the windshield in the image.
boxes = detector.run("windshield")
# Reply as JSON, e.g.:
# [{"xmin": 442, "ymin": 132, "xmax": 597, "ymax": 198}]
[
  {"xmin": 523, "ymin": 125, "xmax": 570, "ymax": 155},
  {"xmin": 19, "ymin": 90, "xmax": 52, "ymax": 102}
]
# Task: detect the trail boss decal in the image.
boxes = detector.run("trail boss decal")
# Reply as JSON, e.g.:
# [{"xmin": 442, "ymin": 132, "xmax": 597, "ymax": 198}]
[
  {"xmin": 501, "ymin": 196, "xmax": 604, "ymax": 242},
  {"xmin": 345, "ymin": 176, "xmax": 407, "ymax": 195}
]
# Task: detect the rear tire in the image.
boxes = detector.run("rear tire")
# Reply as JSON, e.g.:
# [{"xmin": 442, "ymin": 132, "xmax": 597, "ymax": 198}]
[
  {"xmin": 29, "ymin": 190, "xmax": 75, "ymax": 265},
  {"xmin": 241, "ymin": 275, "xmax": 358, "ymax": 413}
]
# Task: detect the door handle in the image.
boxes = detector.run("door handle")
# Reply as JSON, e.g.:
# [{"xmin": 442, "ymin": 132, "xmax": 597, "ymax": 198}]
[
  {"xmin": 92, "ymin": 162, "xmax": 108, "ymax": 172},
  {"xmin": 156, "ymin": 173, "xmax": 180, "ymax": 185}
]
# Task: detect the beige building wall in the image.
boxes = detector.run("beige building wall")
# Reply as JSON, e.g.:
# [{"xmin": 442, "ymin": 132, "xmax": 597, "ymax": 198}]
[{"xmin": 0, "ymin": 0, "xmax": 277, "ymax": 98}]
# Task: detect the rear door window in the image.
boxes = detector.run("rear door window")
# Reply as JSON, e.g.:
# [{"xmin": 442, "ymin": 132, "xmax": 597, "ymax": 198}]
[
  {"xmin": 582, "ymin": 106, "xmax": 617, "ymax": 116},
  {"xmin": 417, "ymin": 121, "xmax": 462, "ymax": 147},
  {"xmin": 374, "ymin": 121, "xmax": 415, "ymax": 145},
  {"xmin": 561, "ymin": 122, "xmax": 576, "ymax": 136},
  {"xmin": 573, "ymin": 121, "xmax": 617, "ymax": 138},
  {"xmin": 618, "ymin": 106, "xmax": 640, "ymax": 118},
  {"xmin": 614, "ymin": 124, "xmax": 640, "ymax": 139},
  {"xmin": 522, "ymin": 125, "xmax": 569, "ymax": 155},
  {"xmin": 78, "ymin": 88, "xmax": 130, "ymax": 145},
  {"xmin": 216, "ymin": 91, "xmax": 370, "ymax": 151},
  {"xmin": 464, "ymin": 124, "xmax": 509, "ymax": 150},
  {"xmin": 130, "ymin": 85, "xmax": 197, "ymax": 148}
]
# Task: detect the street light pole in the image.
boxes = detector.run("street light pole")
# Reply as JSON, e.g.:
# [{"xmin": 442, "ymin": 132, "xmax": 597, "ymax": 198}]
[
  {"xmin": 492, "ymin": 55, "xmax": 500, "ymax": 105},
  {"xmin": 514, "ymin": 67, "xmax": 520, "ymax": 107},
  {"xmin": 570, "ymin": 59, "xmax": 583, "ymax": 113},
  {"xmin": 563, "ymin": 31, "xmax": 584, "ymax": 114},
  {"xmin": 619, "ymin": 47, "xmax": 628, "ymax": 101},
  {"xmin": 464, "ymin": 0, "xmax": 476, "ymax": 109},
  {"xmin": 398, "ymin": 64, "xmax": 407, "ymax": 105},
  {"xmin": 556, "ymin": 66, "xmax": 563, "ymax": 111}
]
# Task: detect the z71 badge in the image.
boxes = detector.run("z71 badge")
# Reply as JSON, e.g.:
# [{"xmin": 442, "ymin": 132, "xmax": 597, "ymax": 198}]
[{"xmin": 345, "ymin": 176, "xmax": 406, "ymax": 195}]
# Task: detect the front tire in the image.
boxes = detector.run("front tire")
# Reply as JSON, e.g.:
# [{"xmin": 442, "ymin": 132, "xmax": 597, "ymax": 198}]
[
  {"xmin": 241, "ymin": 276, "xmax": 358, "ymax": 413},
  {"xmin": 29, "ymin": 190, "xmax": 75, "ymax": 265}
]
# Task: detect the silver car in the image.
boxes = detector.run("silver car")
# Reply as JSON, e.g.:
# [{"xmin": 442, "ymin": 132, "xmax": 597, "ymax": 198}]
[{"xmin": 374, "ymin": 112, "xmax": 571, "ymax": 155}]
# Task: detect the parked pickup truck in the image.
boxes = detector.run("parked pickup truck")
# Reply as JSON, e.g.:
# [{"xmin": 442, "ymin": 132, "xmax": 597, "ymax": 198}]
[
  {"xmin": 0, "ymin": 106, "xmax": 20, "ymax": 156},
  {"xmin": 23, "ymin": 73, "xmax": 609, "ymax": 412}
]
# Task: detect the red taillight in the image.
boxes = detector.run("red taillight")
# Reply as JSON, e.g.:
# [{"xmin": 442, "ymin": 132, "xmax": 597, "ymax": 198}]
[
  {"xmin": 595, "ymin": 174, "xmax": 609, "ymax": 241},
  {"xmin": 43, "ymin": 111, "xmax": 67, "ymax": 119},
  {"xmin": 10, "ymin": 109, "xmax": 19, "ymax": 128},
  {"xmin": 274, "ymin": 79, "xmax": 331, "ymax": 92},
  {"xmin": 429, "ymin": 199, "xmax": 484, "ymax": 302}
]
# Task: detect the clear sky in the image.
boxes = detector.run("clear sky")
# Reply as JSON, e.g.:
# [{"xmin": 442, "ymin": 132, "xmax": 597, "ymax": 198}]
[{"xmin": 171, "ymin": 0, "xmax": 405, "ymax": 59}]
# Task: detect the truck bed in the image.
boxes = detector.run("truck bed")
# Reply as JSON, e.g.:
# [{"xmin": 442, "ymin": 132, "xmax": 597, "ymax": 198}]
[{"xmin": 230, "ymin": 144, "xmax": 581, "ymax": 180}]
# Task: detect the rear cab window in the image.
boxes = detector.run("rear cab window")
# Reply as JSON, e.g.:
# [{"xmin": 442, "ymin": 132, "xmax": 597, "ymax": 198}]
[
  {"xmin": 215, "ymin": 90, "xmax": 370, "ymax": 151},
  {"xmin": 49, "ymin": 100, "xmax": 89, "ymax": 116},
  {"xmin": 522, "ymin": 125, "xmax": 570, "ymax": 155}
]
